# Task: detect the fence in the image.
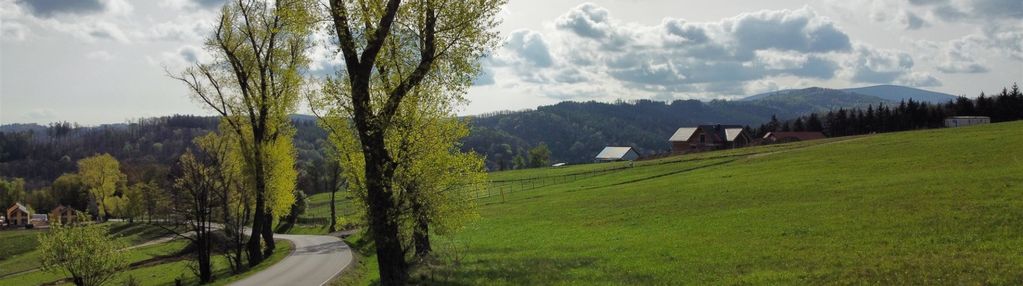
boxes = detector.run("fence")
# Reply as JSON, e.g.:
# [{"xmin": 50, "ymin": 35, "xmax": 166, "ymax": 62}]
[{"xmin": 464, "ymin": 163, "xmax": 633, "ymax": 202}]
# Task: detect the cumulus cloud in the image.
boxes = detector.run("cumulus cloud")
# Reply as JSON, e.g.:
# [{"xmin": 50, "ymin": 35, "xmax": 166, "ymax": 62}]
[
  {"xmin": 159, "ymin": 0, "xmax": 225, "ymax": 10},
  {"xmin": 489, "ymin": 4, "xmax": 858, "ymax": 98},
  {"xmin": 728, "ymin": 8, "xmax": 852, "ymax": 57},
  {"xmin": 503, "ymin": 30, "xmax": 554, "ymax": 67},
  {"xmin": 16, "ymin": 0, "xmax": 106, "ymax": 17},
  {"xmin": 900, "ymin": 12, "xmax": 928, "ymax": 30},
  {"xmin": 896, "ymin": 72, "xmax": 942, "ymax": 87},
  {"xmin": 848, "ymin": 45, "xmax": 915, "ymax": 83},
  {"xmin": 909, "ymin": 0, "xmax": 1023, "ymax": 22},
  {"xmin": 935, "ymin": 35, "xmax": 990, "ymax": 73}
]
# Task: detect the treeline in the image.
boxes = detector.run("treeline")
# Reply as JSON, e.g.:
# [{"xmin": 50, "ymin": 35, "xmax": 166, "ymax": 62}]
[
  {"xmin": 0, "ymin": 115, "xmax": 333, "ymax": 195},
  {"xmin": 463, "ymin": 99, "xmax": 817, "ymax": 169},
  {"xmin": 753, "ymin": 84, "xmax": 1023, "ymax": 137}
]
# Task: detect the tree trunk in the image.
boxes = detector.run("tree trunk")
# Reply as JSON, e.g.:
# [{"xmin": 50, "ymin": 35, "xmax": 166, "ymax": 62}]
[
  {"xmin": 262, "ymin": 212, "xmax": 275, "ymax": 257},
  {"xmin": 413, "ymin": 209, "xmax": 431, "ymax": 258},
  {"xmin": 363, "ymin": 133, "xmax": 408, "ymax": 286},
  {"xmin": 248, "ymin": 142, "xmax": 269, "ymax": 266},
  {"xmin": 328, "ymin": 162, "xmax": 339, "ymax": 233},
  {"xmin": 247, "ymin": 192, "xmax": 265, "ymax": 266},
  {"xmin": 198, "ymin": 227, "xmax": 212, "ymax": 283}
]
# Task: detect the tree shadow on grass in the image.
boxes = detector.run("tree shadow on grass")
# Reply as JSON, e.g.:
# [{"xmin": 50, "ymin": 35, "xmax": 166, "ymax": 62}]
[{"xmin": 419, "ymin": 247, "xmax": 656, "ymax": 285}]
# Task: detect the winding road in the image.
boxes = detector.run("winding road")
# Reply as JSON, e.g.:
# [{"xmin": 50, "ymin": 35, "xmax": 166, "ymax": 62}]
[{"xmin": 231, "ymin": 233, "xmax": 354, "ymax": 286}]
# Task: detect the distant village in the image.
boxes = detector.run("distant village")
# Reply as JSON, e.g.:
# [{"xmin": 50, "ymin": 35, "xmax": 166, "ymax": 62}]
[{"xmin": 591, "ymin": 116, "xmax": 990, "ymax": 163}]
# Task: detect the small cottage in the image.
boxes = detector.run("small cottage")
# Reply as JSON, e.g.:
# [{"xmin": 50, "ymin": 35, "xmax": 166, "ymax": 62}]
[
  {"xmin": 669, "ymin": 125, "xmax": 751, "ymax": 154},
  {"xmin": 50, "ymin": 205, "xmax": 78, "ymax": 225},
  {"xmin": 595, "ymin": 147, "xmax": 640, "ymax": 162},
  {"xmin": 6, "ymin": 203, "xmax": 31, "ymax": 227}
]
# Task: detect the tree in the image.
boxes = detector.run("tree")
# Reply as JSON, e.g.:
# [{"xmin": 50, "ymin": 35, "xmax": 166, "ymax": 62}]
[
  {"xmin": 51, "ymin": 174, "xmax": 90, "ymax": 211},
  {"xmin": 38, "ymin": 214, "xmax": 128, "ymax": 286},
  {"xmin": 315, "ymin": 0, "xmax": 504, "ymax": 283},
  {"xmin": 77, "ymin": 154, "xmax": 126, "ymax": 221},
  {"xmin": 327, "ymin": 157, "xmax": 342, "ymax": 233},
  {"xmin": 528, "ymin": 143, "xmax": 551, "ymax": 168},
  {"xmin": 170, "ymin": 0, "xmax": 311, "ymax": 265},
  {"xmin": 0, "ymin": 177, "xmax": 26, "ymax": 210},
  {"xmin": 512, "ymin": 155, "xmax": 527, "ymax": 170}
]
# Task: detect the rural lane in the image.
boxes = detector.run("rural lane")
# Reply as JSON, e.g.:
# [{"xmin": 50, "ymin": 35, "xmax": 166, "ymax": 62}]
[{"xmin": 230, "ymin": 233, "xmax": 354, "ymax": 286}]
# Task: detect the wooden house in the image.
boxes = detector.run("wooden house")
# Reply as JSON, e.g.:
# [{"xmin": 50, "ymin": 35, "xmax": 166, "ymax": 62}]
[
  {"xmin": 50, "ymin": 205, "xmax": 78, "ymax": 225},
  {"xmin": 669, "ymin": 125, "xmax": 751, "ymax": 154},
  {"xmin": 6, "ymin": 203, "xmax": 31, "ymax": 227}
]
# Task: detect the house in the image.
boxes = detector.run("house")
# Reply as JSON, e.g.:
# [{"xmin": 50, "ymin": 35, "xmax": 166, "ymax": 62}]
[
  {"xmin": 6, "ymin": 203, "xmax": 31, "ymax": 227},
  {"xmin": 669, "ymin": 125, "xmax": 751, "ymax": 154},
  {"xmin": 50, "ymin": 205, "xmax": 78, "ymax": 225},
  {"xmin": 762, "ymin": 131, "xmax": 827, "ymax": 143},
  {"xmin": 595, "ymin": 146, "xmax": 640, "ymax": 162},
  {"xmin": 945, "ymin": 116, "xmax": 990, "ymax": 128}
]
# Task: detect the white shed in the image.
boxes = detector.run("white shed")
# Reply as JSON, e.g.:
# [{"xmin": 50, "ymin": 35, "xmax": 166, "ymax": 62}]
[
  {"xmin": 595, "ymin": 146, "xmax": 640, "ymax": 162},
  {"xmin": 944, "ymin": 116, "xmax": 990, "ymax": 128}
]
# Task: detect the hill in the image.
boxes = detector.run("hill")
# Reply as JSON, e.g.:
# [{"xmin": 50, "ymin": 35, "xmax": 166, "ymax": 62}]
[
  {"xmin": 431, "ymin": 121, "xmax": 1023, "ymax": 284},
  {"xmin": 843, "ymin": 85, "xmax": 957, "ymax": 103},
  {"xmin": 743, "ymin": 85, "xmax": 957, "ymax": 104},
  {"xmin": 741, "ymin": 87, "xmax": 886, "ymax": 110},
  {"xmin": 463, "ymin": 98, "xmax": 870, "ymax": 169}
]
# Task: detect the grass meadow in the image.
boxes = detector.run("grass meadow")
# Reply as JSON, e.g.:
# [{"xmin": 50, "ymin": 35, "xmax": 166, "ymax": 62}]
[{"xmin": 420, "ymin": 121, "xmax": 1023, "ymax": 285}]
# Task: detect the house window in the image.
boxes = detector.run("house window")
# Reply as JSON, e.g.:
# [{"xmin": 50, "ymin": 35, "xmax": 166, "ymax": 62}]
[{"xmin": 699, "ymin": 134, "xmax": 706, "ymax": 143}]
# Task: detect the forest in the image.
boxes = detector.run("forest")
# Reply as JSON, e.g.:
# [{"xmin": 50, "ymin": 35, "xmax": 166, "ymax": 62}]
[{"xmin": 752, "ymin": 84, "xmax": 1023, "ymax": 137}]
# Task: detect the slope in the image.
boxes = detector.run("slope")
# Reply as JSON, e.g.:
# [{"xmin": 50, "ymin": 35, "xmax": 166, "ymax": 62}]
[
  {"xmin": 843, "ymin": 85, "xmax": 957, "ymax": 103},
  {"xmin": 435, "ymin": 121, "xmax": 1023, "ymax": 285}
]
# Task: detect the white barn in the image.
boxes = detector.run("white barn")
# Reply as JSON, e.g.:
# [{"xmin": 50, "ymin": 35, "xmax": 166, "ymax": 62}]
[
  {"xmin": 945, "ymin": 116, "xmax": 990, "ymax": 128},
  {"xmin": 595, "ymin": 147, "xmax": 640, "ymax": 162}
]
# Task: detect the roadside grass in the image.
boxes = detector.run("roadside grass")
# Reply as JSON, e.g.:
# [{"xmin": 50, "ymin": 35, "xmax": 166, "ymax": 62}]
[
  {"xmin": 332, "ymin": 233, "xmax": 379, "ymax": 286},
  {"xmin": 113, "ymin": 239, "xmax": 294, "ymax": 286},
  {"xmin": 1, "ymin": 236, "xmax": 293, "ymax": 286},
  {"xmin": 412, "ymin": 121, "xmax": 1023, "ymax": 285}
]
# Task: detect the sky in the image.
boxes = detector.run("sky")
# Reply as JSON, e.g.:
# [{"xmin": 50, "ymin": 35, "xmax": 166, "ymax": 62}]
[{"xmin": 1, "ymin": 0, "xmax": 1020, "ymax": 125}]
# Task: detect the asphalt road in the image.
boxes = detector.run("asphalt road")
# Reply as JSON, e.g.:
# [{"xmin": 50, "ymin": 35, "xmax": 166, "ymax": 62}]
[{"xmin": 230, "ymin": 233, "xmax": 354, "ymax": 286}]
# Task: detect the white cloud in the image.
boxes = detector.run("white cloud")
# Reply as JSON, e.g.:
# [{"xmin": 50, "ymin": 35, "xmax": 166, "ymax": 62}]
[{"xmin": 488, "ymin": 4, "xmax": 856, "ymax": 98}]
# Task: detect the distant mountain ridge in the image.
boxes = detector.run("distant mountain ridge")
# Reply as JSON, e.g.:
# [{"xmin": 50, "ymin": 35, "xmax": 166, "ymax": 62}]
[{"xmin": 743, "ymin": 85, "xmax": 957, "ymax": 104}]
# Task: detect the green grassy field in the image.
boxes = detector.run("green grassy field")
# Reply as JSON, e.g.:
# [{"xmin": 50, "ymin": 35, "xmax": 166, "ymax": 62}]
[
  {"xmin": 410, "ymin": 121, "xmax": 1023, "ymax": 285},
  {"xmin": 0, "ymin": 222, "xmax": 293, "ymax": 285}
]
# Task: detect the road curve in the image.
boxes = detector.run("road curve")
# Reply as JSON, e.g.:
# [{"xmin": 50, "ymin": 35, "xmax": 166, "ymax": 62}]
[{"xmin": 231, "ymin": 233, "xmax": 353, "ymax": 286}]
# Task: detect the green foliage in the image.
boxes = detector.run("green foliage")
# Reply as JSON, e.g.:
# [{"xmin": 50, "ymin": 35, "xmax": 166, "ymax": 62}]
[
  {"xmin": 0, "ymin": 177, "xmax": 26, "ymax": 210},
  {"xmin": 51, "ymin": 173, "xmax": 90, "ymax": 210},
  {"xmin": 38, "ymin": 217, "xmax": 128, "ymax": 286},
  {"xmin": 77, "ymin": 154, "xmax": 126, "ymax": 220},
  {"xmin": 527, "ymin": 143, "xmax": 551, "ymax": 168},
  {"xmin": 430, "ymin": 121, "xmax": 1023, "ymax": 284}
]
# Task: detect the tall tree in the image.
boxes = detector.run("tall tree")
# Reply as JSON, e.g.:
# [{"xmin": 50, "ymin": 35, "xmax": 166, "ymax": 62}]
[
  {"xmin": 77, "ymin": 154, "xmax": 125, "ymax": 221},
  {"xmin": 170, "ymin": 0, "xmax": 312, "ymax": 265},
  {"xmin": 315, "ymin": 0, "xmax": 504, "ymax": 283}
]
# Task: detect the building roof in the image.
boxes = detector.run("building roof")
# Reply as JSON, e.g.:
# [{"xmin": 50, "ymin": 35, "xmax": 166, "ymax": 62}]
[
  {"xmin": 764, "ymin": 132, "xmax": 827, "ymax": 141},
  {"xmin": 724, "ymin": 128, "xmax": 746, "ymax": 142},
  {"xmin": 8, "ymin": 202, "xmax": 29, "ymax": 214},
  {"xmin": 669, "ymin": 127, "xmax": 698, "ymax": 142},
  {"xmin": 595, "ymin": 146, "xmax": 637, "ymax": 160},
  {"xmin": 671, "ymin": 125, "xmax": 746, "ymax": 143}
]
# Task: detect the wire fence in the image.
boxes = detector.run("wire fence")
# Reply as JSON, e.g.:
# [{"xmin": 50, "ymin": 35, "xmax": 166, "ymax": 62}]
[{"xmin": 466, "ymin": 163, "xmax": 633, "ymax": 202}]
